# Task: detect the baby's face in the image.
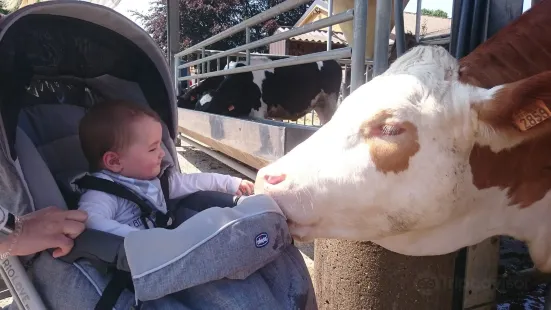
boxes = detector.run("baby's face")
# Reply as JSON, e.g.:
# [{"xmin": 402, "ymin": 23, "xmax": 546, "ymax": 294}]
[{"xmin": 118, "ymin": 117, "xmax": 165, "ymax": 180}]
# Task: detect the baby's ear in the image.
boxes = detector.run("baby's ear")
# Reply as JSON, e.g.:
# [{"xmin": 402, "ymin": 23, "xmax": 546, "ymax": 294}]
[
  {"xmin": 102, "ymin": 151, "xmax": 122, "ymax": 173},
  {"xmin": 470, "ymin": 71, "xmax": 551, "ymax": 148}
]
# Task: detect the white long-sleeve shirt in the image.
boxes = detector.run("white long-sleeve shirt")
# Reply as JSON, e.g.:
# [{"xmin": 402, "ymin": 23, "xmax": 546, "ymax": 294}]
[{"xmin": 78, "ymin": 172, "xmax": 242, "ymax": 237}]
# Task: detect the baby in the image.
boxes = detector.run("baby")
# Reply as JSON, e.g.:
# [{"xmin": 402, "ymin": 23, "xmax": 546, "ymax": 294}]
[{"xmin": 77, "ymin": 100, "xmax": 254, "ymax": 237}]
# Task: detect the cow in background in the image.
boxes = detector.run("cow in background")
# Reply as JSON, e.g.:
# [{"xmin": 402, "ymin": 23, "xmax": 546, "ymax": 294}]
[
  {"xmin": 177, "ymin": 75, "xmax": 225, "ymax": 110},
  {"xmin": 182, "ymin": 57, "xmax": 342, "ymax": 125}
]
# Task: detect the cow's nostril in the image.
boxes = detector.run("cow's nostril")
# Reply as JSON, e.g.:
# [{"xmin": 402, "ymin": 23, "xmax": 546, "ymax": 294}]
[{"xmin": 265, "ymin": 174, "xmax": 286, "ymax": 185}]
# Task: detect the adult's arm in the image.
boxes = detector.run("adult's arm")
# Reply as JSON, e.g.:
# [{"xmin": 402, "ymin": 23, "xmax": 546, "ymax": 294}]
[{"xmin": 0, "ymin": 206, "xmax": 88, "ymax": 258}]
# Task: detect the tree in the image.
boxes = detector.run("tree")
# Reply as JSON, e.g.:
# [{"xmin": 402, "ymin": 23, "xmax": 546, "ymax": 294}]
[
  {"xmin": 420, "ymin": 8, "xmax": 448, "ymax": 18},
  {"xmin": 132, "ymin": 0, "xmax": 312, "ymax": 57},
  {"xmin": 0, "ymin": 0, "xmax": 11, "ymax": 14}
]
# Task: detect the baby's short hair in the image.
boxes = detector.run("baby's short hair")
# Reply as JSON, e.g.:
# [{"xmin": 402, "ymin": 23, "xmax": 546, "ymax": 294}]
[{"xmin": 79, "ymin": 100, "xmax": 161, "ymax": 171}]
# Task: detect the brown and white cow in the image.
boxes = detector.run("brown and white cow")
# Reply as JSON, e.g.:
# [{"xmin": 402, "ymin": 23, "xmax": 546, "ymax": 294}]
[{"xmin": 254, "ymin": 1, "xmax": 551, "ymax": 272}]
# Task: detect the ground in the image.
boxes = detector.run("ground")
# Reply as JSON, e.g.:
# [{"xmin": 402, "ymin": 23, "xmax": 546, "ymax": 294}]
[{"xmin": 0, "ymin": 297, "xmax": 10, "ymax": 308}]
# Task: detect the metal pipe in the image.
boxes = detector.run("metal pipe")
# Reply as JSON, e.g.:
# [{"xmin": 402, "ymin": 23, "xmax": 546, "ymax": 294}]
[
  {"xmin": 415, "ymin": 0, "xmax": 422, "ymax": 42},
  {"xmin": 201, "ymin": 48, "xmax": 206, "ymax": 73},
  {"xmin": 179, "ymin": 48, "xmax": 352, "ymax": 81},
  {"xmin": 193, "ymin": 48, "xmax": 296, "ymax": 59},
  {"xmin": 455, "ymin": 0, "xmax": 472, "ymax": 58},
  {"xmin": 246, "ymin": 27, "xmax": 251, "ymax": 65},
  {"xmin": 327, "ymin": 0, "xmax": 334, "ymax": 51},
  {"xmin": 175, "ymin": 0, "xmax": 312, "ymax": 58},
  {"xmin": 167, "ymin": 0, "xmax": 180, "ymax": 74},
  {"xmin": 482, "ymin": 0, "xmax": 491, "ymax": 42},
  {"xmin": 178, "ymin": 10, "xmax": 354, "ymax": 69},
  {"xmin": 394, "ymin": 0, "xmax": 406, "ymax": 57},
  {"xmin": 469, "ymin": 0, "xmax": 485, "ymax": 52},
  {"xmin": 373, "ymin": 0, "xmax": 392, "ymax": 77},
  {"xmin": 178, "ymin": 135, "xmax": 257, "ymax": 180},
  {"xmin": 350, "ymin": 0, "xmax": 369, "ymax": 92},
  {"xmin": 173, "ymin": 56, "xmax": 180, "ymax": 96},
  {"xmin": 449, "ymin": 0, "xmax": 462, "ymax": 56},
  {"xmin": 189, "ymin": 48, "xmax": 370, "ymax": 66}
]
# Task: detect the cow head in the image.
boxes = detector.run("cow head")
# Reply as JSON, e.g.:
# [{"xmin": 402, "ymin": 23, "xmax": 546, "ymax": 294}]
[
  {"xmin": 194, "ymin": 65, "xmax": 262, "ymax": 117},
  {"xmin": 255, "ymin": 45, "xmax": 551, "ymax": 272},
  {"xmin": 178, "ymin": 75, "xmax": 225, "ymax": 109}
]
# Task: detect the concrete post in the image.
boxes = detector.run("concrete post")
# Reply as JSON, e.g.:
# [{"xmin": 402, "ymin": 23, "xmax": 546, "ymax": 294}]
[{"xmin": 314, "ymin": 240, "xmax": 458, "ymax": 309}]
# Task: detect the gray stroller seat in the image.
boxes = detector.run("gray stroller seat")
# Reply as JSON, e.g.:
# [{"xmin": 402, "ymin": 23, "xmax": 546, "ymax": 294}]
[{"xmin": 0, "ymin": 1, "xmax": 316, "ymax": 309}]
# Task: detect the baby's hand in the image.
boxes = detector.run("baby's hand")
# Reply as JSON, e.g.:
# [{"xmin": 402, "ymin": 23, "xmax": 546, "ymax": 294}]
[{"xmin": 236, "ymin": 180, "xmax": 255, "ymax": 196}]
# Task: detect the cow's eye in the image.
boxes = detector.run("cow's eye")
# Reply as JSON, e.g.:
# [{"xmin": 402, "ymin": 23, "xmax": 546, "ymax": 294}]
[
  {"xmin": 361, "ymin": 123, "xmax": 406, "ymax": 139},
  {"xmin": 380, "ymin": 124, "xmax": 405, "ymax": 136}
]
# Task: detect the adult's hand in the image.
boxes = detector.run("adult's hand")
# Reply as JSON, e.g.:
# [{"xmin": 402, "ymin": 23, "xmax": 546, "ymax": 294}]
[{"xmin": 4, "ymin": 207, "xmax": 88, "ymax": 258}]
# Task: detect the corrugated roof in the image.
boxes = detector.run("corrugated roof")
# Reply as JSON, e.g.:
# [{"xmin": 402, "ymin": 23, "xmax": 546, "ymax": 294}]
[
  {"xmin": 276, "ymin": 26, "xmax": 347, "ymax": 45},
  {"xmin": 294, "ymin": 0, "xmax": 329, "ymax": 27}
]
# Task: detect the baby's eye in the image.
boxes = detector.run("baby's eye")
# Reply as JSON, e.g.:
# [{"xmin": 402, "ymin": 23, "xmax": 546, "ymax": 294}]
[{"xmin": 149, "ymin": 147, "xmax": 157, "ymax": 152}]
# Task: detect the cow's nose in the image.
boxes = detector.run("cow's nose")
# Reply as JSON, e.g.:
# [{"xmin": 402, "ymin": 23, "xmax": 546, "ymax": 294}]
[{"xmin": 264, "ymin": 173, "xmax": 286, "ymax": 185}]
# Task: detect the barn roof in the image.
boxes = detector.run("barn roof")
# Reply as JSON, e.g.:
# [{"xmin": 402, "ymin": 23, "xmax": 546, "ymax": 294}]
[{"xmin": 275, "ymin": 26, "xmax": 347, "ymax": 45}]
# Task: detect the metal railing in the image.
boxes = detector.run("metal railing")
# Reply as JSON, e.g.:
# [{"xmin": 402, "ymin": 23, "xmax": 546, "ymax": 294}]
[
  {"xmin": 172, "ymin": 0, "xmax": 426, "ymax": 119},
  {"xmin": 178, "ymin": 48, "xmax": 352, "ymax": 81},
  {"xmin": 177, "ymin": 9, "xmax": 354, "ymax": 70},
  {"xmin": 173, "ymin": 0, "xmax": 380, "ymax": 93}
]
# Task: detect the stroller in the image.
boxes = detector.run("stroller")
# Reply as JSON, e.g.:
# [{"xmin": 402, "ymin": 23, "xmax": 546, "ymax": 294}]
[{"xmin": 0, "ymin": 1, "xmax": 316, "ymax": 309}]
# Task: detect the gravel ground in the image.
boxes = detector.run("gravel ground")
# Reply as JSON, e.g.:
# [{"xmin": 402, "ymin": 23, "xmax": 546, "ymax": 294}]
[{"xmin": 0, "ymin": 297, "xmax": 11, "ymax": 308}]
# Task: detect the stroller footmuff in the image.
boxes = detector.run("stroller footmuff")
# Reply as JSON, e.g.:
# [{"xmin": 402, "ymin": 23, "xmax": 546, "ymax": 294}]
[{"xmin": 0, "ymin": 2, "xmax": 316, "ymax": 309}]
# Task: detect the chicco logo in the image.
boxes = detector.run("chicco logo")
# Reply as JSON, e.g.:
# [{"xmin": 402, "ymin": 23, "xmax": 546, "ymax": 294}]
[{"xmin": 255, "ymin": 232, "xmax": 269, "ymax": 248}]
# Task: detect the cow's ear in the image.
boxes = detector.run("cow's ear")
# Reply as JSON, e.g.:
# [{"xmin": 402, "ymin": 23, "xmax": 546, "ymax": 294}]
[{"xmin": 471, "ymin": 71, "xmax": 551, "ymax": 148}]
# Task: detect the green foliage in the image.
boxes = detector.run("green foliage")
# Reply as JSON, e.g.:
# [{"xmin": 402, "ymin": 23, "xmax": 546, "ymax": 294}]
[
  {"xmin": 420, "ymin": 8, "xmax": 448, "ymax": 18},
  {"xmin": 132, "ymin": 0, "xmax": 313, "ymax": 56}
]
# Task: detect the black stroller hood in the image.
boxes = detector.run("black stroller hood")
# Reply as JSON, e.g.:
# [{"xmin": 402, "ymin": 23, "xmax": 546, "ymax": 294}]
[{"xmin": 0, "ymin": 1, "xmax": 177, "ymax": 159}]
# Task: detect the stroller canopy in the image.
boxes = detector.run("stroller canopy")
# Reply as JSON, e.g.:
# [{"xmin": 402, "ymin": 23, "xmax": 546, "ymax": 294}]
[{"xmin": 0, "ymin": 0, "xmax": 177, "ymax": 159}]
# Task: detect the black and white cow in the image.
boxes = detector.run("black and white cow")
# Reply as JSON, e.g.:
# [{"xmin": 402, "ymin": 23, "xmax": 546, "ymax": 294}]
[
  {"xmin": 177, "ymin": 74, "xmax": 225, "ymax": 110},
  {"xmin": 181, "ymin": 57, "xmax": 343, "ymax": 125}
]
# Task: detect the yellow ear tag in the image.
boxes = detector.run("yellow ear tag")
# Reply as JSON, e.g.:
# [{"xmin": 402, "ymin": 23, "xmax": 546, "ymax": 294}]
[{"xmin": 512, "ymin": 100, "xmax": 551, "ymax": 131}]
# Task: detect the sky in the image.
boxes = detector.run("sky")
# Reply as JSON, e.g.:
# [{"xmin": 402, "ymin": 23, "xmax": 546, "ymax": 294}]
[
  {"xmin": 403, "ymin": 0, "xmax": 532, "ymax": 17},
  {"xmin": 113, "ymin": 0, "xmax": 150, "ymax": 25},
  {"xmin": 113, "ymin": 0, "xmax": 534, "ymax": 29}
]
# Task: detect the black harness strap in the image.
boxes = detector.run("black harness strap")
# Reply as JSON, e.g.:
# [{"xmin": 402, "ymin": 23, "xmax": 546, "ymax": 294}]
[
  {"xmin": 156, "ymin": 172, "xmax": 172, "ymax": 228},
  {"xmin": 160, "ymin": 171, "xmax": 169, "ymax": 201},
  {"xmin": 94, "ymin": 269, "xmax": 135, "ymax": 310},
  {"xmin": 74, "ymin": 175, "xmax": 157, "ymax": 229}
]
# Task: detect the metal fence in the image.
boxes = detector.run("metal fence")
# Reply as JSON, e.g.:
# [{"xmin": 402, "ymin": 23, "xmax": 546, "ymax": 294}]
[{"xmin": 172, "ymin": 0, "xmax": 423, "ymax": 127}]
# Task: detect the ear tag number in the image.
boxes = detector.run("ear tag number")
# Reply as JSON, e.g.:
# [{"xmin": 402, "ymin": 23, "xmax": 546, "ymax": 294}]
[{"xmin": 512, "ymin": 100, "xmax": 551, "ymax": 131}]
